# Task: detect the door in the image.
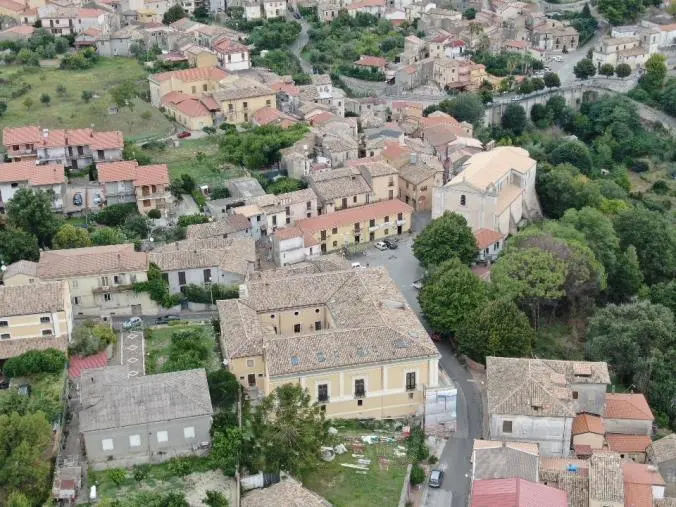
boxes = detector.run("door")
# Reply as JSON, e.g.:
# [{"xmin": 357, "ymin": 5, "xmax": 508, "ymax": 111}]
[
  {"xmin": 397, "ymin": 225, "xmax": 402, "ymax": 235},
  {"xmin": 247, "ymin": 374, "xmax": 256, "ymax": 387}
]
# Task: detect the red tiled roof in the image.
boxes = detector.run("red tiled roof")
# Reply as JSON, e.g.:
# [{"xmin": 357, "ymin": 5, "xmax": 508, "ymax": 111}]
[
  {"xmin": 505, "ymin": 40, "xmax": 528, "ymax": 49},
  {"xmin": 574, "ymin": 444, "xmax": 593, "ymax": 456},
  {"xmin": 421, "ymin": 112, "xmax": 462, "ymax": 129},
  {"xmin": 82, "ymin": 27, "xmax": 102, "ymax": 37},
  {"xmin": 1, "ymin": 24, "xmax": 35, "ymax": 36},
  {"xmin": 213, "ymin": 37, "xmax": 248, "ymax": 54},
  {"xmin": 296, "ymin": 199, "xmax": 413, "ymax": 234},
  {"xmin": 354, "ymin": 55, "xmax": 387, "ymax": 69},
  {"xmin": 471, "ymin": 478, "xmax": 568, "ymax": 507},
  {"xmin": 0, "ymin": 0, "xmax": 27, "ymax": 13},
  {"xmin": 623, "ymin": 483, "xmax": 653, "ymax": 507},
  {"xmin": 572, "ymin": 413, "xmax": 605, "ymax": 436},
  {"xmin": 151, "ymin": 66, "xmax": 227, "ymax": 83},
  {"xmin": 623, "ymin": 462, "xmax": 666, "ymax": 486},
  {"xmin": 200, "ymin": 96, "xmax": 220, "ymax": 110},
  {"xmin": 606, "ymin": 434, "xmax": 652, "ymax": 453},
  {"xmin": 451, "ymin": 39, "xmax": 465, "ymax": 47},
  {"xmin": 97, "ymin": 160, "xmax": 169, "ymax": 186},
  {"xmin": 308, "ymin": 111, "xmax": 335, "ymax": 126},
  {"xmin": 2, "ymin": 125, "xmax": 42, "ymax": 146},
  {"xmin": 67, "ymin": 129, "xmax": 123, "ymax": 150},
  {"xmin": 347, "ymin": 0, "xmax": 386, "ymax": 9},
  {"xmin": 78, "ymin": 7, "xmax": 105, "ymax": 17},
  {"xmin": 68, "ymin": 350, "xmax": 108, "ymax": 378},
  {"xmin": 253, "ymin": 106, "xmax": 283, "ymax": 126},
  {"xmin": 0, "ymin": 160, "xmax": 65, "ymax": 185},
  {"xmin": 271, "ymin": 80, "xmax": 300, "ymax": 97},
  {"xmin": 606, "ymin": 393, "xmax": 654, "ymax": 421}
]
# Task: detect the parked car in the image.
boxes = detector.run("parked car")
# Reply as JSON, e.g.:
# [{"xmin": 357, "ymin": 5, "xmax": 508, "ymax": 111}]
[
  {"xmin": 375, "ymin": 241, "xmax": 388, "ymax": 251},
  {"xmin": 123, "ymin": 316, "xmax": 143, "ymax": 329},
  {"xmin": 411, "ymin": 279, "xmax": 423, "ymax": 290},
  {"xmin": 384, "ymin": 239, "xmax": 398, "ymax": 249},
  {"xmin": 429, "ymin": 469, "xmax": 444, "ymax": 488},
  {"xmin": 294, "ymin": 10, "xmax": 301, "ymax": 18},
  {"xmin": 351, "ymin": 262, "xmax": 363, "ymax": 269},
  {"xmin": 155, "ymin": 314, "xmax": 181, "ymax": 325},
  {"xmin": 177, "ymin": 131, "xmax": 191, "ymax": 139}
]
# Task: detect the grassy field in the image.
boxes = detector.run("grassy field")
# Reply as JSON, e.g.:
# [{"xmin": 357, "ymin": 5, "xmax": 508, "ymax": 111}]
[
  {"xmin": 141, "ymin": 136, "xmax": 247, "ymax": 186},
  {"xmin": 145, "ymin": 321, "xmax": 220, "ymax": 374},
  {"xmin": 303, "ymin": 428, "xmax": 408, "ymax": 507},
  {"xmin": 0, "ymin": 59, "xmax": 173, "ymax": 143}
]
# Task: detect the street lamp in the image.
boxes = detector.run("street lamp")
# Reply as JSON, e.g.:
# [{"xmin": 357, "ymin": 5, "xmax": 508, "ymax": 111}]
[{"xmin": 207, "ymin": 277, "xmax": 214, "ymax": 306}]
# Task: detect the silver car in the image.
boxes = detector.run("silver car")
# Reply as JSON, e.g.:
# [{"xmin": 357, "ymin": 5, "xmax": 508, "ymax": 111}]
[{"xmin": 429, "ymin": 469, "xmax": 444, "ymax": 488}]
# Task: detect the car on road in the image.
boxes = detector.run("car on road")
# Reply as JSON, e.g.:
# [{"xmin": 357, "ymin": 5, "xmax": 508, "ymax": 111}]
[
  {"xmin": 155, "ymin": 314, "xmax": 181, "ymax": 325},
  {"xmin": 177, "ymin": 131, "xmax": 191, "ymax": 139},
  {"xmin": 375, "ymin": 241, "xmax": 388, "ymax": 251},
  {"xmin": 351, "ymin": 262, "xmax": 363, "ymax": 269},
  {"xmin": 384, "ymin": 239, "xmax": 398, "ymax": 249},
  {"xmin": 412, "ymin": 279, "xmax": 423, "ymax": 289},
  {"xmin": 123, "ymin": 316, "xmax": 143, "ymax": 330},
  {"xmin": 429, "ymin": 469, "xmax": 444, "ymax": 488}
]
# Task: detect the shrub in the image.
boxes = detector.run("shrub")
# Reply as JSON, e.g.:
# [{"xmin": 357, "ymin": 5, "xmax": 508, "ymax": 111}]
[
  {"xmin": 183, "ymin": 284, "xmax": 238, "ymax": 304},
  {"xmin": 133, "ymin": 464, "xmax": 150, "ymax": 483},
  {"xmin": 410, "ymin": 464, "xmax": 425, "ymax": 486},
  {"xmin": 203, "ymin": 491, "xmax": 229, "ymax": 507},
  {"xmin": 630, "ymin": 160, "xmax": 650, "ymax": 173},
  {"xmin": 147, "ymin": 208, "xmax": 162, "ymax": 219},
  {"xmin": 210, "ymin": 186, "xmax": 230, "ymax": 199},
  {"xmin": 94, "ymin": 203, "xmax": 138, "ymax": 227},
  {"xmin": 177, "ymin": 214, "xmax": 209, "ymax": 227},
  {"xmin": 167, "ymin": 457, "xmax": 192, "ymax": 477},
  {"xmin": 69, "ymin": 321, "xmax": 116, "ymax": 357},
  {"xmin": 406, "ymin": 426, "xmax": 429, "ymax": 462},
  {"xmin": 428, "ymin": 455, "xmax": 438, "ymax": 464},
  {"xmin": 651, "ymin": 180, "xmax": 669, "ymax": 195},
  {"xmin": 3, "ymin": 349, "xmax": 66, "ymax": 377},
  {"xmin": 191, "ymin": 189, "xmax": 207, "ymax": 208},
  {"xmin": 108, "ymin": 468, "xmax": 127, "ymax": 486}
]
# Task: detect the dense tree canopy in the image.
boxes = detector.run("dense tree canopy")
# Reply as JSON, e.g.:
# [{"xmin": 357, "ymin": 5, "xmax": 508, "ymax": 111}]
[
  {"xmin": 413, "ymin": 212, "xmax": 478, "ymax": 267},
  {"xmin": 53, "ymin": 223, "xmax": 92, "ymax": 249},
  {"xmin": 6, "ymin": 188, "xmax": 61, "ymax": 248},
  {"xmin": 424, "ymin": 94, "xmax": 485, "ymax": 126},
  {"xmin": 219, "ymin": 124, "xmax": 309, "ymax": 170},
  {"xmin": 418, "ymin": 258, "xmax": 489, "ymax": 333},
  {"xmin": 501, "ymin": 104, "xmax": 527, "ymax": 136},
  {"xmin": 0, "ymin": 228, "xmax": 39, "ymax": 265}
]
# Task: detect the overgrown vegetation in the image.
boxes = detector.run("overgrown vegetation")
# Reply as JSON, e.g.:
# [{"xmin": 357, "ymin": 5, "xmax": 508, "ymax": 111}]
[
  {"xmin": 3, "ymin": 349, "xmax": 66, "ymax": 378},
  {"xmin": 69, "ymin": 321, "xmax": 116, "ymax": 357},
  {"xmin": 628, "ymin": 54, "xmax": 676, "ymax": 117},
  {"xmin": 219, "ymin": 123, "xmax": 309, "ymax": 169}
]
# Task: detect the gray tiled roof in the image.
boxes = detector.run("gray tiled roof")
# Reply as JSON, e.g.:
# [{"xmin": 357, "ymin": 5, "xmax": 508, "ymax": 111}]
[
  {"xmin": 0, "ymin": 281, "xmax": 66, "ymax": 317},
  {"xmin": 186, "ymin": 215, "xmax": 251, "ymax": 239},
  {"xmin": 3, "ymin": 260, "xmax": 38, "ymax": 279},
  {"xmin": 647, "ymin": 434, "xmax": 676, "ymax": 464},
  {"xmin": 486, "ymin": 357, "xmax": 610, "ymax": 418},
  {"xmin": 308, "ymin": 169, "xmax": 371, "ymax": 202},
  {"xmin": 218, "ymin": 267, "xmax": 438, "ymax": 373},
  {"xmin": 37, "ymin": 244, "xmax": 147, "ymax": 279},
  {"xmin": 149, "ymin": 237, "xmax": 255, "ymax": 275},
  {"xmin": 589, "ymin": 452, "xmax": 624, "ymax": 505},
  {"xmin": 472, "ymin": 440, "xmax": 539, "ymax": 482},
  {"xmin": 80, "ymin": 367, "xmax": 213, "ymax": 432}
]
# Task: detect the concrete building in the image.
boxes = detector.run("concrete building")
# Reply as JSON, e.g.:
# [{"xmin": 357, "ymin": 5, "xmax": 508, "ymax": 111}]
[
  {"xmin": 0, "ymin": 281, "xmax": 72, "ymax": 360},
  {"xmin": 432, "ymin": 146, "xmax": 540, "ymax": 236},
  {"xmin": 150, "ymin": 237, "xmax": 255, "ymax": 293},
  {"xmin": 604, "ymin": 393, "xmax": 654, "ymax": 436},
  {"xmin": 217, "ymin": 265, "xmax": 440, "ymax": 418},
  {"xmin": 0, "ymin": 160, "xmax": 65, "ymax": 211},
  {"xmin": 530, "ymin": 19, "xmax": 578, "ymax": 53},
  {"xmin": 307, "ymin": 167, "xmax": 374, "ymax": 214},
  {"xmin": 474, "ymin": 228, "xmax": 504, "ymax": 263},
  {"xmin": 185, "ymin": 215, "xmax": 253, "ymax": 240},
  {"xmin": 471, "ymin": 478, "xmax": 568, "ymax": 507},
  {"xmin": 592, "ymin": 35, "xmax": 649, "ymax": 70},
  {"xmin": 80, "ymin": 366, "xmax": 212, "ymax": 469},
  {"xmin": 148, "ymin": 66, "xmax": 228, "ymax": 108},
  {"xmin": 161, "ymin": 91, "xmax": 219, "ymax": 131},
  {"xmin": 571, "ymin": 413, "xmax": 605, "ymax": 452},
  {"xmin": 471, "ymin": 440, "xmax": 539, "ymax": 482},
  {"xmin": 647, "ymin": 434, "xmax": 676, "ymax": 497},
  {"xmin": 213, "ymin": 37, "xmax": 250, "ymax": 71},
  {"xmin": 263, "ymin": 0, "xmax": 285, "ymax": 17},
  {"xmin": 396, "ymin": 152, "xmax": 444, "ymax": 211},
  {"xmin": 212, "ymin": 76, "xmax": 276, "ymax": 125},
  {"xmin": 251, "ymin": 188, "xmax": 319, "ymax": 233},
  {"xmin": 271, "ymin": 226, "xmax": 321, "ymax": 266},
  {"xmin": 97, "ymin": 160, "xmax": 171, "ymax": 214},
  {"xmin": 486, "ymin": 357, "xmax": 610, "ymax": 457}
]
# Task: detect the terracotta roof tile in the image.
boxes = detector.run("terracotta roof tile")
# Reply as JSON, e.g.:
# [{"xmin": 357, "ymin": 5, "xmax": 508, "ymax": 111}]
[
  {"xmin": 623, "ymin": 463, "xmax": 665, "ymax": 486},
  {"xmin": 605, "ymin": 393, "xmax": 654, "ymax": 421},
  {"xmin": 354, "ymin": 55, "xmax": 387, "ymax": 68},
  {"xmin": 0, "ymin": 160, "xmax": 65, "ymax": 185},
  {"xmin": 296, "ymin": 199, "xmax": 411, "ymax": 233},
  {"xmin": 475, "ymin": 228, "xmax": 505, "ymax": 250},
  {"xmin": 2, "ymin": 125, "xmax": 42, "ymax": 146},
  {"xmin": 213, "ymin": 37, "xmax": 248, "ymax": 54},
  {"xmin": 471, "ymin": 478, "xmax": 568, "ymax": 507},
  {"xmin": 647, "ymin": 434, "xmax": 676, "ymax": 464},
  {"xmin": 0, "ymin": 0, "xmax": 27, "ymax": 13},
  {"xmin": 36, "ymin": 244, "xmax": 147, "ymax": 279},
  {"xmin": 96, "ymin": 160, "xmax": 168, "ymax": 186},
  {"xmin": 606, "ymin": 434, "xmax": 652, "ymax": 453},
  {"xmin": 572, "ymin": 414, "xmax": 606, "ymax": 435},
  {"xmin": 0, "ymin": 280, "xmax": 67, "ymax": 316},
  {"xmin": 151, "ymin": 66, "xmax": 227, "ymax": 83}
]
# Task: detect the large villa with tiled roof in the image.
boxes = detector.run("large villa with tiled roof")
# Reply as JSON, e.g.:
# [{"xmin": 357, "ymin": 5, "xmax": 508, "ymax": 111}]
[{"xmin": 218, "ymin": 264, "xmax": 440, "ymax": 419}]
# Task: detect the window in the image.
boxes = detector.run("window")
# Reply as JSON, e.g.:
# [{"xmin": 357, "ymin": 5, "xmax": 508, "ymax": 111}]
[
  {"xmin": 357, "ymin": 399, "xmax": 363, "ymax": 406},
  {"xmin": 572, "ymin": 391, "xmax": 579, "ymax": 399},
  {"xmin": 315, "ymin": 321, "xmax": 322, "ymax": 330},
  {"xmin": 341, "ymin": 197, "xmax": 347, "ymax": 208},
  {"xmin": 242, "ymin": 101, "xmax": 248, "ymax": 109},
  {"xmin": 228, "ymin": 103, "xmax": 233, "ymax": 111},
  {"xmin": 353, "ymin": 196, "xmax": 358, "ymax": 203},
  {"xmin": 129, "ymin": 434, "xmax": 141, "ymax": 447},
  {"xmin": 192, "ymin": 86, "xmax": 196, "ymax": 94},
  {"xmin": 178, "ymin": 271, "xmax": 186, "ymax": 285},
  {"xmin": 1, "ymin": 334, "xmax": 10, "ymax": 339},
  {"xmin": 272, "ymin": 215, "xmax": 277, "ymax": 226},
  {"xmin": 97, "ymin": 149, "xmax": 104, "ymax": 159},
  {"xmin": 369, "ymin": 219, "xmax": 375, "ymax": 227},
  {"xmin": 72, "ymin": 280, "xmax": 78, "ymax": 288},
  {"xmin": 332, "ymin": 228, "xmax": 338, "ymax": 234},
  {"xmin": 354, "ymin": 222, "xmax": 360, "ymax": 231},
  {"xmin": 246, "ymin": 359, "xmax": 255, "ymax": 368},
  {"xmin": 184, "ymin": 426, "xmax": 195, "ymax": 439},
  {"xmin": 294, "ymin": 324, "xmax": 301, "ymax": 333},
  {"xmin": 266, "ymin": 99, "xmax": 271, "ymax": 107},
  {"xmin": 307, "ymin": 201, "xmax": 312, "ymax": 210},
  {"xmin": 397, "ymin": 213, "xmax": 403, "ymax": 220},
  {"xmin": 494, "ymin": 241, "xmax": 500, "ymax": 251},
  {"xmin": 332, "ymin": 241, "xmax": 338, "ymax": 247},
  {"xmin": 355, "ymin": 379, "xmax": 365, "ymax": 397},
  {"xmin": 104, "ymin": 293, "xmax": 111, "ymax": 302},
  {"xmin": 502, "ymin": 421, "xmax": 513, "ymax": 433},
  {"xmin": 286, "ymin": 216, "xmax": 291, "ymax": 224},
  {"xmin": 102, "ymin": 438, "xmax": 114, "ymax": 451},
  {"xmin": 203, "ymin": 268, "xmax": 212, "ymax": 283},
  {"xmin": 203, "ymin": 84, "xmax": 207, "ymax": 91},
  {"xmin": 318, "ymin": 384, "xmax": 328, "ymax": 402},
  {"xmin": 406, "ymin": 372, "xmax": 416, "ymax": 391},
  {"xmin": 157, "ymin": 431, "xmax": 168, "ymax": 443},
  {"xmin": 321, "ymin": 230, "xmax": 327, "ymax": 240},
  {"xmin": 460, "ymin": 195, "xmax": 466, "ymax": 206},
  {"xmin": 101, "ymin": 276, "xmax": 109, "ymax": 286},
  {"xmin": 384, "ymin": 216, "xmax": 390, "ymax": 223},
  {"xmin": 384, "ymin": 229, "xmax": 389, "ymax": 236},
  {"xmin": 0, "ymin": 321, "xmax": 7, "ymax": 327},
  {"xmin": 42, "ymin": 330, "xmax": 53, "ymax": 336},
  {"xmin": 420, "ymin": 186, "xmax": 427, "ymax": 191},
  {"xmin": 73, "ymin": 297, "xmax": 81, "ymax": 305}
]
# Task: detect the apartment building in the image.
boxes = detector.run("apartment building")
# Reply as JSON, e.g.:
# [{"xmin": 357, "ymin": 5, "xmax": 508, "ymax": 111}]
[
  {"xmin": 38, "ymin": 4, "xmax": 78, "ymax": 35},
  {"xmin": 530, "ymin": 19, "xmax": 579, "ymax": 53},
  {"xmin": 2, "ymin": 126, "xmax": 124, "ymax": 168},
  {"xmin": 592, "ymin": 35, "xmax": 650, "ymax": 70},
  {"xmin": 432, "ymin": 146, "xmax": 541, "ymax": 235},
  {"xmin": 212, "ymin": 76, "xmax": 276, "ymax": 125},
  {"xmin": 161, "ymin": 91, "xmax": 219, "ymax": 131},
  {"xmin": 150, "ymin": 237, "xmax": 255, "ymax": 294},
  {"xmin": 185, "ymin": 215, "xmax": 252, "ymax": 240},
  {"xmin": 0, "ymin": 160, "xmax": 65, "ymax": 211},
  {"xmin": 218, "ymin": 265, "xmax": 440, "ymax": 419},
  {"xmin": 294, "ymin": 198, "xmax": 413, "ymax": 254},
  {"xmin": 307, "ymin": 168, "xmax": 373, "ymax": 214},
  {"xmin": 0, "ymin": 281, "xmax": 72, "ymax": 360},
  {"xmin": 263, "ymin": 0, "xmax": 285, "ymax": 18},
  {"xmin": 432, "ymin": 58, "xmax": 487, "ymax": 91},
  {"xmin": 97, "ymin": 160, "xmax": 171, "ymax": 214},
  {"xmin": 148, "ymin": 66, "xmax": 228, "ymax": 108},
  {"xmin": 3, "ymin": 244, "xmax": 159, "ymax": 317},
  {"xmin": 397, "ymin": 153, "xmax": 444, "ymax": 211},
  {"xmin": 212, "ymin": 37, "xmax": 250, "ymax": 71},
  {"xmin": 251, "ymin": 188, "xmax": 318, "ymax": 233},
  {"xmin": 0, "ymin": 0, "xmax": 32, "ymax": 21}
]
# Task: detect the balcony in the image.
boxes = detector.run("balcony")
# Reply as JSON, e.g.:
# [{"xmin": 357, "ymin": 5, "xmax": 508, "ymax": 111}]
[
  {"xmin": 354, "ymin": 390, "xmax": 366, "ymax": 399},
  {"xmin": 318, "ymin": 395, "xmax": 329, "ymax": 403},
  {"xmin": 406, "ymin": 384, "xmax": 416, "ymax": 391},
  {"xmin": 93, "ymin": 284, "xmax": 133, "ymax": 294}
]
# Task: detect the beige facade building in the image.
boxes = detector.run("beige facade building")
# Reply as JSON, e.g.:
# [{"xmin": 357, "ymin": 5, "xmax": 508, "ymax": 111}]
[
  {"xmin": 2, "ymin": 244, "xmax": 159, "ymax": 318},
  {"xmin": 250, "ymin": 188, "xmax": 318, "ymax": 233},
  {"xmin": 212, "ymin": 76, "xmax": 276, "ymax": 125},
  {"xmin": 0, "ymin": 280, "xmax": 72, "ymax": 360},
  {"xmin": 397, "ymin": 155, "xmax": 444, "ymax": 211},
  {"xmin": 149, "ymin": 66, "xmax": 228, "ymax": 108},
  {"xmin": 432, "ymin": 146, "xmax": 540, "ymax": 236},
  {"xmin": 218, "ymin": 265, "xmax": 440, "ymax": 419}
]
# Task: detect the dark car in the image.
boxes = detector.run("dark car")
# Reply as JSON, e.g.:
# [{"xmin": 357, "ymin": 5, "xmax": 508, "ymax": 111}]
[
  {"xmin": 429, "ymin": 469, "xmax": 444, "ymax": 488},
  {"xmin": 384, "ymin": 239, "xmax": 398, "ymax": 249},
  {"xmin": 294, "ymin": 11, "xmax": 301, "ymax": 18},
  {"xmin": 155, "ymin": 315, "xmax": 181, "ymax": 325},
  {"xmin": 177, "ymin": 131, "xmax": 192, "ymax": 139}
]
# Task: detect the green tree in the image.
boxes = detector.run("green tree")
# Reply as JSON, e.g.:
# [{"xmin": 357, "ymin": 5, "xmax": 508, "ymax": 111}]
[
  {"xmin": 7, "ymin": 492, "xmax": 31, "ymax": 507},
  {"xmin": 0, "ymin": 101, "xmax": 7, "ymax": 116},
  {"xmin": 69, "ymin": 320, "xmax": 116, "ymax": 356},
  {"xmin": 22, "ymin": 97, "xmax": 33, "ymax": 111},
  {"xmin": 641, "ymin": 53, "xmax": 667, "ymax": 92},
  {"xmin": 90, "ymin": 226, "xmax": 127, "ymax": 246},
  {"xmin": 6, "ymin": 188, "xmax": 61, "ymax": 248},
  {"xmin": 110, "ymin": 80, "xmax": 139, "ymax": 111},
  {"xmin": 251, "ymin": 384, "xmax": 327, "ymax": 477},
  {"xmin": 410, "ymin": 464, "xmax": 425, "ymax": 485},
  {"xmin": 52, "ymin": 223, "xmax": 92, "ymax": 249},
  {"xmin": 207, "ymin": 369, "xmax": 241, "ymax": 409},
  {"xmin": 535, "ymin": 163, "xmax": 603, "ymax": 218},
  {"xmin": 413, "ymin": 212, "xmax": 478, "ymax": 267},
  {"xmin": 122, "ymin": 214, "xmax": 150, "ymax": 239},
  {"xmin": 162, "ymin": 4, "xmax": 186, "ymax": 24},
  {"xmin": 648, "ymin": 280, "xmax": 676, "ymax": 316},
  {"xmin": 609, "ymin": 245, "xmax": 643, "ymax": 302},
  {"xmin": 598, "ymin": 0, "xmax": 644, "ymax": 24},
  {"xmin": 418, "ymin": 258, "xmax": 489, "ymax": 333},
  {"xmin": 40, "ymin": 93, "xmax": 50, "ymax": 106},
  {"xmin": 573, "ymin": 58, "xmax": 596, "ymax": 79},
  {"xmin": 108, "ymin": 468, "xmax": 127, "ymax": 486},
  {"xmin": 210, "ymin": 427, "xmax": 243, "ymax": 476},
  {"xmin": 492, "ymin": 247, "xmax": 566, "ymax": 328},
  {"xmin": 543, "ymin": 72, "xmax": 561, "ymax": 88},
  {"xmin": 615, "ymin": 63, "xmax": 631, "ymax": 78},
  {"xmin": 0, "ymin": 228, "xmax": 40, "ymax": 264},
  {"xmin": 210, "ymin": 186, "xmax": 230, "ymax": 199},
  {"xmin": 530, "ymin": 103, "xmax": 548, "ymax": 124},
  {"xmin": 443, "ymin": 93, "xmax": 485, "ymax": 125},
  {"xmin": 531, "ymin": 77, "xmax": 545, "ymax": 91},
  {"xmin": 614, "ymin": 207, "xmax": 676, "ymax": 285},
  {"xmin": 518, "ymin": 78, "xmax": 534, "ymax": 95},
  {"xmin": 265, "ymin": 177, "xmax": 305, "ymax": 195},
  {"xmin": 81, "ymin": 90, "xmax": 93, "ymax": 103},
  {"xmin": 501, "ymin": 104, "xmax": 527, "ymax": 136},
  {"xmin": 549, "ymin": 140, "xmax": 594, "ymax": 175},
  {"xmin": 457, "ymin": 299, "xmax": 534, "ymax": 364},
  {"xmin": 462, "ymin": 7, "xmax": 476, "ymax": 19},
  {"xmin": 599, "ymin": 63, "xmax": 614, "ymax": 76}
]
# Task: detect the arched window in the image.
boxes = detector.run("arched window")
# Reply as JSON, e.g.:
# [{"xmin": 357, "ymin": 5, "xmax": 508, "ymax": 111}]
[{"xmin": 460, "ymin": 195, "xmax": 466, "ymax": 206}]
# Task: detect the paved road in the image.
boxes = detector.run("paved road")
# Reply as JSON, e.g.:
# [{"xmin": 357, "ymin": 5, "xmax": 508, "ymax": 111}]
[
  {"xmin": 363, "ymin": 223, "xmax": 483, "ymax": 507},
  {"xmin": 547, "ymin": 20, "xmax": 609, "ymax": 86},
  {"xmin": 120, "ymin": 329, "xmax": 145, "ymax": 377},
  {"xmin": 288, "ymin": 13, "xmax": 313, "ymax": 74}
]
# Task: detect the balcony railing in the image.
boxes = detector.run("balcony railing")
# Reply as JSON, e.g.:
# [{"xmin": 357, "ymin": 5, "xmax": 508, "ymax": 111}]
[
  {"xmin": 93, "ymin": 284, "xmax": 133, "ymax": 294},
  {"xmin": 354, "ymin": 390, "xmax": 366, "ymax": 399}
]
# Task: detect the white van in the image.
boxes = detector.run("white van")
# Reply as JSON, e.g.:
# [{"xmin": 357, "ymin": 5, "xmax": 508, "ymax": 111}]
[{"xmin": 351, "ymin": 262, "xmax": 362, "ymax": 269}]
